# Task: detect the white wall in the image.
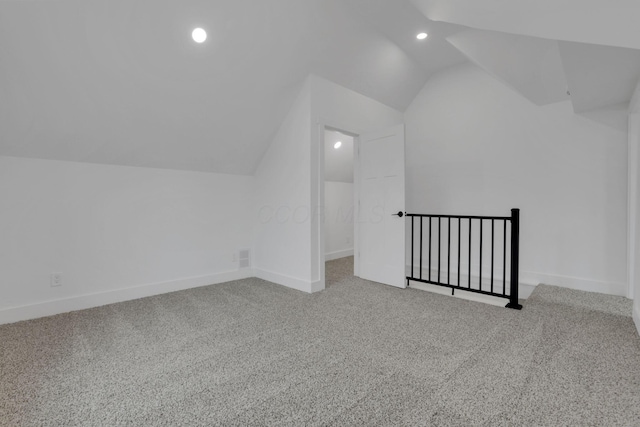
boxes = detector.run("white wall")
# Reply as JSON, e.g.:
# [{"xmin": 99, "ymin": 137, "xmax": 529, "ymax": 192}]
[
  {"xmin": 404, "ymin": 64, "xmax": 629, "ymax": 296},
  {"xmin": 252, "ymin": 79, "xmax": 315, "ymax": 292},
  {"xmin": 324, "ymin": 182, "xmax": 354, "ymax": 260},
  {"xmin": 0, "ymin": 73, "xmax": 403, "ymax": 323},
  {"xmin": 310, "ymin": 75, "xmax": 405, "ymax": 135},
  {"xmin": 0, "ymin": 156, "xmax": 253, "ymax": 324}
]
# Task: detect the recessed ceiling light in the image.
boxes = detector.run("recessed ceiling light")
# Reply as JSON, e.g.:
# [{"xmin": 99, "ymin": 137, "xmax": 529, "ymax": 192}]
[
  {"xmin": 416, "ymin": 32, "xmax": 428, "ymax": 40},
  {"xmin": 334, "ymin": 141, "xmax": 342, "ymax": 149},
  {"xmin": 192, "ymin": 28, "xmax": 207, "ymax": 43}
]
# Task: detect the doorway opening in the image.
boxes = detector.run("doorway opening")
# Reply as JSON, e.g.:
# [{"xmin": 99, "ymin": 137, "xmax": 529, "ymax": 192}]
[
  {"xmin": 323, "ymin": 128, "xmax": 356, "ymax": 287},
  {"xmin": 316, "ymin": 123, "xmax": 405, "ymax": 292}
]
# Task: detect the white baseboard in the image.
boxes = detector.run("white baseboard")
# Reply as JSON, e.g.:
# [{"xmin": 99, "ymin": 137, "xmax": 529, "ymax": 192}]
[
  {"xmin": 325, "ymin": 249, "xmax": 354, "ymax": 261},
  {"xmin": 310, "ymin": 280, "xmax": 324, "ymax": 293},
  {"xmin": 520, "ymin": 270, "xmax": 627, "ymax": 297},
  {"xmin": 0, "ymin": 269, "xmax": 255, "ymax": 326},
  {"xmin": 406, "ymin": 263, "xmax": 625, "ymax": 298},
  {"xmin": 634, "ymin": 304, "xmax": 640, "ymax": 337},
  {"xmin": 254, "ymin": 268, "xmax": 317, "ymax": 294},
  {"xmin": 518, "ymin": 283, "xmax": 536, "ymax": 299}
]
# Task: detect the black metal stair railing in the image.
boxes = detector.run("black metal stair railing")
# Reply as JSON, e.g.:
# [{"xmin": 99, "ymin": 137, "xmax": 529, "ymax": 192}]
[{"xmin": 406, "ymin": 208, "xmax": 522, "ymax": 310}]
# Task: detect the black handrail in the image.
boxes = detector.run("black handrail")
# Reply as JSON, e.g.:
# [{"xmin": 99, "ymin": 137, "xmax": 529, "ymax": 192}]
[{"xmin": 406, "ymin": 208, "xmax": 522, "ymax": 310}]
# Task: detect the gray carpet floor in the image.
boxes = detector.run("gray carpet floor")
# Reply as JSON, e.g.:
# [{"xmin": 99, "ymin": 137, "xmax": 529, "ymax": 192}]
[{"xmin": 1, "ymin": 256, "xmax": 640, "ymax": 426}]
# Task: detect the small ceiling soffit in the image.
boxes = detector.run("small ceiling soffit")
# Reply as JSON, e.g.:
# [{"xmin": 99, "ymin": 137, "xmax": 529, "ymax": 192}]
[{"xmin": 446, "ymin": 29, "xmax": 569, "ymax": 106}]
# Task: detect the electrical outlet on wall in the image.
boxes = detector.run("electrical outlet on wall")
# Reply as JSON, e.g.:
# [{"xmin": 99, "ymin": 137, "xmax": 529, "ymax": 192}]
[
  {"xmin": 346, "ymin": 236, "xmax": 351, "ymax": 244},
  {"xmin": 50, "ymin": 273, "xmax": 62, "ymax": 287}
]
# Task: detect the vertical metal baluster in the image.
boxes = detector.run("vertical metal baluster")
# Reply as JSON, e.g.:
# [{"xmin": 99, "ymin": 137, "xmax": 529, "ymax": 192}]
[
  {"xmin": 438, "ymin": 217, "xmax": 441, "ymax": 283},
  {"xmin": 503, "ymin": 219, "xmax": 507, "ymax": 296},
  {"xmin": 428, "ymin": 217, "xmax": 432, "ymax": 281},
  {"xmin": 491, "ymin": 219, "xmax": 495, "ymax": 294},
  {"xmin": 468, "ymin": 218, "xmax": 472, "ymax": 288},
  {"xmin": 419, "ymin": 217, "xmax": 423, "ymax": 280},
  {"xmin": 458, "ymin": 218, "xmax": 461, "ymax": 287},
  {"xmin": 411, "ymin": 216, "xmax": 414, "ymax": 279},
  {"xmin": 479, "ymin": 219, "xmax": 483, "ymax": 291},
  {"xmin": 447, "ymin": 218, "xmax": 451, "ymax": 285}
]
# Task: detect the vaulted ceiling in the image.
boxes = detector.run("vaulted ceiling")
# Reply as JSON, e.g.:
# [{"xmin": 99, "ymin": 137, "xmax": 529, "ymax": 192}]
[
  {"xmin": 410, "ymin": 0, "xmax": 640, "ymax": 50},
  {"xmin": 1, "ymin": 0, "xmax": 640, "ymax": 175},
  {"xmin": 412, "ymin": 0, "xmax": 640, "ymax": 122},
  {"xmin": 0, "ymin": 0, "xmax": 466, "ymax": 174}
]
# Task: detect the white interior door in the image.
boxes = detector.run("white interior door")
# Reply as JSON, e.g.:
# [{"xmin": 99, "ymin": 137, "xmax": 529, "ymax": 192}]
[{"xmin": 358, "ymin": 124, "xmax": 406, "ymax": 288}]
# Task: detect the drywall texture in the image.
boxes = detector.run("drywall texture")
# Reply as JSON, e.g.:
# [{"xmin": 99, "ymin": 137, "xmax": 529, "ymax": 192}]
[
  {"xmin": 310, "ymin": 75, "xmax": 405, "ymax": 134},
  {"xmin": 0, "ymin": 156, "xmax": 253, "ymax": 318},
  {"xmin": 405, "ymin": 64, "xmax": 628, "ymax": 296},
  {"xmin": 324, "ymin": 182, "xmax": 354, "ymax": 259},
  {"xmin": 252, "ymin": 80, "xmax": 314, "ymax": 291}
]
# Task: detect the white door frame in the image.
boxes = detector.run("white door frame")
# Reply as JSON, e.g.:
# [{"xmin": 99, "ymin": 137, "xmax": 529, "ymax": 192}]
[
  {"xmin": 628, "ymin": 113, "xmax": 639, "ymax": 300},
  {"xmin": 314, "ymin": 120, "xmax": 362, "ymax": 291}
]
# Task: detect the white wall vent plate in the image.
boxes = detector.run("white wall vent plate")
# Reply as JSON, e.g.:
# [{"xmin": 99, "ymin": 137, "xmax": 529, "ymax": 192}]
[{"xmin": 239, "ymin": 249, "xmax": 251, "ymax": 269}]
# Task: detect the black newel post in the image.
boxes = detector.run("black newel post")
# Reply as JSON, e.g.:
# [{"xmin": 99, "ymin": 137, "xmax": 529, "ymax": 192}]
[{"xmin": 506, "ymin": 208, "xmax": 523, "ymax": 310}]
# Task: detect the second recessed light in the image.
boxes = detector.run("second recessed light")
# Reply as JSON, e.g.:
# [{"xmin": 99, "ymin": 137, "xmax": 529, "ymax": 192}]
[
  {"xmin": 417, "ymin": 32, "xmax": 428, "ymax": 40},
  {"xmin": 192, "ymin": 28, "xmax": 207, "ymax": 43}
]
